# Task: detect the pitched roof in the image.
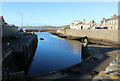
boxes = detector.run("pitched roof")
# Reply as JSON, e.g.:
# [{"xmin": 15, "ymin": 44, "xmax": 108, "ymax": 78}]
[
  {"xmin": 72, "ymin": 20, "xmax": 81, "ymax": 24},
  {"xmin": 111, "ymin": 16, "xmax": 118, "ymax": 20},
  {"xmin": 75, "ymin": 22, "xmax": 85, "ymax": 26},
  {"xmin": 0, "ymin": 16, "xmax": 6, "ymax": 25},
  {"xmin": 101, "ymin": 19, "xmax": 110, "ymax": 23},
  {"xmin": 101, "ymin": 16, "xmax": 118, "ymax": 23}
]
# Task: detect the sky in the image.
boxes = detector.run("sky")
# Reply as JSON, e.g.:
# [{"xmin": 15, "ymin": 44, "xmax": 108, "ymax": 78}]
[
  {"xmin": 2, "ymin": 2, "xmax": 118, "ymax": 26},
  {"xmin": 1, "ymin": 0, "xmax": 119, "ymax": 2}
]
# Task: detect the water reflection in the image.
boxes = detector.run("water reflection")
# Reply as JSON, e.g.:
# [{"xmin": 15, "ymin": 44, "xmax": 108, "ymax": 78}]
[
  {"xmin": 28, "ymin": 32, "xmax": 82, "ymax": 76},
  {"xmin": 66, "ymin": 40, "xmax": 82, "ymax": 55}
]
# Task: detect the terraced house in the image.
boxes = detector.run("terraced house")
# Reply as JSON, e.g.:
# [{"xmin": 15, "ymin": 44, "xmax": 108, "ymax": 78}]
[
  {"xmin": 70, "ymin": 19, "xmax": 89, "ymax": 29},
  {"xmin": 101, "ymin": 14, "xmax": 118, "ymax": 29},
  {"xmin": 89, "ymin": 20, "xmax": 97, "ymax": 29}
]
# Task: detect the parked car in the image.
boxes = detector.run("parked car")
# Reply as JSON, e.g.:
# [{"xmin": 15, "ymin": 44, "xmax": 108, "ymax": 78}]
[
  {"xmin": 95, "ymin": 27, "xmax": 101, "ymax": 29},
  {"xmin": 102, "ymin": 27, "xmax": 108, "ymax": 29},
  {"xmin": 88, "ymin": 28, "xmax": 91, "ymax": 29}
]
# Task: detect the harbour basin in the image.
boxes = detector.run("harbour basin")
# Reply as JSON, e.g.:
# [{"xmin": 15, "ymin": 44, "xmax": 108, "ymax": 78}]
[{"xmin": 28, "ymin": 32, "xmax": 82, "ymax": 76}]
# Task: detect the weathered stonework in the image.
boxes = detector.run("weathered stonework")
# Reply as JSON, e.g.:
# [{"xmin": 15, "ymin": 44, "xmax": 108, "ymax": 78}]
[{"xmin": 57, "ymin": 29, "xmax": 119, "ymax": 44}]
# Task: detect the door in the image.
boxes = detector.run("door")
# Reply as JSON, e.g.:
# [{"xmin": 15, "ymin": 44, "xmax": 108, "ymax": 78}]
[{"xmin": 81, "ymin": 26, "xmax": 83, "ymax": 29}]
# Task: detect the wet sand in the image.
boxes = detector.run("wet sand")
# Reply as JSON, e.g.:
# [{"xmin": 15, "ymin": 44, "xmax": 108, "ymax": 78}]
[{"xmin": 55, "ymin": 40, "xmax": 119, "ymax": 80}]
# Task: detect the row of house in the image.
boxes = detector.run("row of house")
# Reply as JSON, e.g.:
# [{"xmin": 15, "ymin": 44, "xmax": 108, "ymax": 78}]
[
  {"xmin": 100, "ymin": 14, "xmax": 118, "ymax": 29},
  {"xmin": 70, "ymin": 19, "xmax": 90, "ymax": 29},
  {"xmin": 69, "ymin": 14, "xmax": 119, "ymax": 30}
]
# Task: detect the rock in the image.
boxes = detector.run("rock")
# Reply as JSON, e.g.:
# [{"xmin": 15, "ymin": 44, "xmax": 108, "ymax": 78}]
[
  {"xmin": 105, "ymin": 71, "xmax": 116, "ymax": 74},
  {"xmin": 115, "ymin": 56, "xmax": 120, "ymax": 62},
  {"xmin": 106, "ymin": 66, "xmax": 120, "ymax": 72},
  {"xmin": 105, "ymin": 71, "xmax": 120, "ymax": 79},
  {"xmin": 93, "ymin": 75, "xmax": 112, "ymax": 80},
  {"xmin": 109, "ymin": 62, "xmax": 120, "ymax": 67},
  {"xmin": 113, "ymin": 59, "xmax": 117, "ymax": 62},
  {"xmin": 89, "ymin": 71, "xmax": 99, "ymax": 79}
]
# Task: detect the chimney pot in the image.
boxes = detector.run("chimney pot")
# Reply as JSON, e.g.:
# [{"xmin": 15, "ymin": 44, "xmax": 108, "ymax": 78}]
[
  {"xmin": 111, "ymin": 16, "xmax": 113, "ymax": 19},
  {"xmin": 102, "ymin": 17, "xmax": 105, "ymax": 21},
  {"xmin": 113, "ymin": 14, "xmax": 116, "ymax": 17},
  {"xmin": 83, "ymin": 19, "xmax": 86, "ymax": 23}
]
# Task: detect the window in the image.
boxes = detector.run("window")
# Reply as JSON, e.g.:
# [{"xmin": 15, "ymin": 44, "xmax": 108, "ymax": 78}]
[
  {"xmin": 113, "ymin": 20, "xmax": 115, "ymax": 24},
  {"xmin": 116, "ymin": 25, "xmax": 118, "ymax": 29},
  {"xmin": 116, "ymin": 20, "xmax": 118, "ymax": 24}
]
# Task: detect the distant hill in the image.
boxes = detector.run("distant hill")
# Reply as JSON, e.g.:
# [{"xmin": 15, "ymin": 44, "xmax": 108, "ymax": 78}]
[{"xmin": 19, "ymin": 26, "xmax": 62, "ymax": 29}]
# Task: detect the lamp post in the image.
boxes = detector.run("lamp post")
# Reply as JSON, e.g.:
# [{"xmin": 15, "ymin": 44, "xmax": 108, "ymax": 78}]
[
  {"xmin": 18, "ymin": 12, "xmax": 23, "ymax": 47},
  {"xmin": 19, "ymin": 13, "xmax": 23, "ymax": 29}
]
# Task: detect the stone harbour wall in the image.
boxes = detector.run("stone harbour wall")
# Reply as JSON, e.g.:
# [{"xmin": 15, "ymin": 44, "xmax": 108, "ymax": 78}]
[
  {"xmin": 57, "ymin": 29, "xmax": 119, "ymax": 44},
  {"xmin": 2, "ymin": 26, "xmax": 18, "ymax": 37}
]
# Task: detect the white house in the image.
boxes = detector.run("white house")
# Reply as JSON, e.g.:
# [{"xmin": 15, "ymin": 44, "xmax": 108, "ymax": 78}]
[
  {"xmin": 70, "ymin": 19, "xmax": 89, "ymax": 29},
  {"xmin": 101, "ymin": 14, "xmax": 118, "ymax": 29},
  {"xmin": 70, "ymin": 20, "xmax": 81, "ymax": 29}
]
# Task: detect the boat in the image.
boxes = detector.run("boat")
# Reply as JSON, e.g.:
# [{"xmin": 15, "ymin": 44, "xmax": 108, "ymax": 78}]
[{"xmin": 40, "ymin": 37, "xmax": 44, "ymax": 40}]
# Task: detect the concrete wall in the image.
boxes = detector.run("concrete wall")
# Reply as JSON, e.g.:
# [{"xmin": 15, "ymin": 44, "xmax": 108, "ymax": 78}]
[
  {"xmin": 2, "ymin": 26, "xmax": 18, "ymax": 37},
  {"xmin": 57, "ymin": 29, "xmax": 119, "ymax": 44}
]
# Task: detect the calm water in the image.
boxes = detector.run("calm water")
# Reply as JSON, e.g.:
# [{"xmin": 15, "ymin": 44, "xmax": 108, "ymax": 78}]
[
  {"xmin": 18, "ymin": 28, "xmax": 57, "ymax": 30},
  {"xmin": 28, "ymin": 32, "xmax": 82, "ymax": 76}
]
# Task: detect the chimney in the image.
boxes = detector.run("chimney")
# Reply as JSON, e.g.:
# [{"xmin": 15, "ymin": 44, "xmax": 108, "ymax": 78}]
[
  {"xmin": 83, "ymin": 19, "xmax": 86, "ymax": 23},
  {"xmin": 102, "ymin": 17, "xmax": 105, "ymax": 21},
  {"xmin": 113, "ymin": 14, "xmax": 117, "ymax": 17},
  {"xmin": 92, "ymin": 20, "xmax": 94, "ymax": 23},
  {"xmin": 111, "ymin": 16, "xmax": 113, "ymax": 19}
]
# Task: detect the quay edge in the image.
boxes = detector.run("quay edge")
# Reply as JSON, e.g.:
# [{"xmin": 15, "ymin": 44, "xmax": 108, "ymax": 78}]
[{"xmin": 2, "ymin": 32, "xmax": 38, "ymax": 80}]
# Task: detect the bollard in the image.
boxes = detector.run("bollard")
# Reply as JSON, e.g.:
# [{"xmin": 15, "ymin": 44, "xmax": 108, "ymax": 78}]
[
  {"xmin": 81, "ymin": 41, "xmax": 88, "ymax": 60},
  {"xmin": 81, "ymin": 44, "xmax": 85, "ymax": 60},
  {"xmin": 83, "ymin": 36, "xmax": 88, "ymax": 44}
]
